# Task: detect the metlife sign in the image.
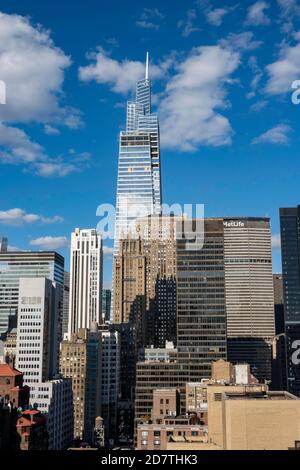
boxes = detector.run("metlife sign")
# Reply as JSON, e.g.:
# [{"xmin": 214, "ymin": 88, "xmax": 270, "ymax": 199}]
[{"xmin": 223, "ymin": 220, "xmax": 245, "ymax": 228}]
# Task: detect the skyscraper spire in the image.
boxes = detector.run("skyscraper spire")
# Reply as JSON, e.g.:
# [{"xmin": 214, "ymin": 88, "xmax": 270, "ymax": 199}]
[{"xmin": 145, "ymin": 51, "xmax": 149, "ymax": 80}]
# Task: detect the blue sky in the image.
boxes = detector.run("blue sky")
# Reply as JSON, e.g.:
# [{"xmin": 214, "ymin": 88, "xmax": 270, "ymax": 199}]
[{"xmin": 1, "ymin": 0, "xmax": 300, "ymax": 284}]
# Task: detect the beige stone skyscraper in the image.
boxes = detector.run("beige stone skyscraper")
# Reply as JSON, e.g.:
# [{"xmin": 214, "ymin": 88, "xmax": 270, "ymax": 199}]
[
  {"xmin": 113, "ymin": 214, "xmax": 178, "ymax": 348},
  {"xmin": 113, "ymin": 238, "xmax": 146, "ymax": 348},
  {"xmin": 136, "ymin": 214, "xmax": 178, "ymax": 347}
]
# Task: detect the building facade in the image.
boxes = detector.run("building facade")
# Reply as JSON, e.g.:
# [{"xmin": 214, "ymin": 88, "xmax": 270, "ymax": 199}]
[
  {"xmin": 0, "ymin": 251, "xmax": 64, "ymax": 338},
  {"xmin": 280, "ymin": 206, "xmax": 300, "ymax": 396},
  {"xmin": 102, "ymin": 289, "xmax": 111, "ymax": 323},
  {"xmin": 68, "ymin": 228, "xmax": 103, "ymax": 336},
  {"xmin": 62, "ymin": 271, "xmax": 70, "ymax": 336},
  {"xmin": 60, "ymin": 326, "xmax": 102, "ymax": 443},
  {"xmin": 176, "ymin": 218, "xmax": 227, "ymax": 382},
  {"xmin": 100, "ymin": 328, "xmax": 120, "ymax": 445},
  {"xmin": 113, "ymin": 238, "xmax": 146, "ymax": 348},
  {"xmin": 15, "ymin": 277, "xmax": 73, "ymax": 449}
]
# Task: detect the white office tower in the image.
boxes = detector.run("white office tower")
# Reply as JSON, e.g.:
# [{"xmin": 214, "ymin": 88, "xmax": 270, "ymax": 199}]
[
  {"xmin": 16, "ymin": 277, "xmax": 73, "ymax": 449},
  {"xmin": 223, "ymin": 218, "xmax": 275, "ymax": 381},
  {"xmin": 114, "ymin": 52, "xmax": 162, "ymax": 253},
  {"xmin": 68, "ymin": 228, "xmax": 103, "ymax": 336}
]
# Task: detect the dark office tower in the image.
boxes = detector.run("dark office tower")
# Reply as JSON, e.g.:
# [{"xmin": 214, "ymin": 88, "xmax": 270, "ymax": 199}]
[
  {"xmin": 176, "ymin": 218, "xmax": 227, "ymax": 382},
  {"xmin": 224, "ymin": 218, "xmax": 275, "ymax": 382},
  {"xmin": 153, "ymin": 277, "xmax": 177, "ymax": 348},
  {"xmin": 280, "ymin": 206, "xmax": 300, "ymax": 396},
  {"xmin": 109, "ymin": 322, "xmax": 136, "ymax": 445},
  {"xmin": 273, "ymin": 274, "xmax": 285, "ymax": 335},
  {"xmin": 62, "ymin": 271, "xmax": 70, "ymax": 336},
  {"xmin": 102, "ymin": 289, "xmax": 112, "ymax": 323},
  {"xmin": 271, "ymin": 274, "xmax": 286, "ymax": 390}
]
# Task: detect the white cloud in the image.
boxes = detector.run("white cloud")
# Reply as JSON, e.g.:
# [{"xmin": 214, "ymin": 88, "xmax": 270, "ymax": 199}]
[
  {"xmin": 30, "ymin": 236, "xmax": 69, "ymax": 250},
  {"xmin": 136, "ymin": 8, "xmax": 164, "ymax": 30},
  {"xmin": 79, "ymin": 42, "xmax": 247, "ymax": 152},
  {"xmin": 0, "ymin": 123, "xmax": 44, "ymax": 164},
  {"xmin": 277, "ymin": 0, "xmax": 300, "ymax": 34},
  {"xmin": 219, "ymin": 32, "xmax": 263, "ymax": 52},
  {"xmin": 44, "ymin": 125, "xmax": 61, "ymax": 136},
  {"xmin": 246, "ymin": 1, "xmax": 271, "ymax": 25},
  {"xmin": 250, "ymin": 100, "xmax": 267, "ymax": 111},
  {"xmin": 159, "ymin": 46, "xmax": 240, "ymax": 151},
  {"xmin": 79, "ymin": 49, "xmax": 166, "ymax": 94},
  {"xmin": 0, "ymin": 11, "xmax": 86, "ymax": 177},
  {"xmin": 252, "ymin": 124, "xmax": 291, "ymax": 144},
  {"xmin": 7, "ymin": 244, "xmax": 23, "ymax": 252},
  {"xmin": 0, "ymin": 11, "xmax": 76, "ymax": 125},
  {"xmin": 136, "ymin": 21, "xmax": 159, "ymax": 30},
  {"xmin": 206, "ymin": 8, "xmax": 229, "ymax": 26},
  {"xmin": 178, "ymin": 9, "xmax": 200, "ymax": 37},
  {"xmin": 265, "ymin": 42, "xmax": 300, "ymax": 94},
  {"xmin": 247, "ymin": 56, "xmax": 263, "ymax": 99},
  {"xmin": 0, "ymin": 208, "xmax": 63, "ymax": 225},
  {"xmin": 34, "ymin": 162, "xmax": 80, "ymax": 177},
  {"xmin": 103, "ymin": 246, "xmax": 114, "ymax": 257},
  {"xmin": 272, "ymin": 233, "xmax": 281, "ymax": 249},
  {"xmin": 136, "ymin": 7, "xmax": 164, "ymax": 29},
  {"xmin": 0, "ymin": 123, "xmax": 88, "ymax": 176}
]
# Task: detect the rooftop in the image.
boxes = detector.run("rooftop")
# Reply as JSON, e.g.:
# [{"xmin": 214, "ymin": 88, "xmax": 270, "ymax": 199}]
[
  {"xmin": 0, "ymin": 363, "xmax": 22, "ymax": 377},
  {"xmin": 224, "ymin": 391, "xmax": 298, "ymax": 401}
]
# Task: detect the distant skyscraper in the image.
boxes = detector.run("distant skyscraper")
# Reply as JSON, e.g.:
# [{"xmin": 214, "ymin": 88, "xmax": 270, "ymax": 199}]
[
  {"xmin": 102, "ymin": 289, "xmax": 111, "ymax": 323},
  {"xmin": 280, "ymin": 206, "xmax": 300, "ymax": 396},
  {"xmin": 0, "ymin": 251, "xmax": 64, "ymax": 337},
  {"xmin": 224, "ymin": 218, "xmax": 275, "ymax": 381},
  {"xmin": 114, "ymin": 53, "xmax": 162, "ymax": 253},
  {"xmin": 68, "ymin": 228, "xmax": 103, "ymax": 336},
  {"xmin": 62, "ymin": 271, "xmax": 70, "ymax": 336},
  {"xmin": 0, "ymin": 237, "xmax": 7, "ymax": 252}
]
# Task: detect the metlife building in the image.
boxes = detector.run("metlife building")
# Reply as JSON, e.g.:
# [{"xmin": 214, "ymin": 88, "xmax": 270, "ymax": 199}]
[{"xmin": 223, "ymin": 217, "xmax": 275, "ymax": 381}]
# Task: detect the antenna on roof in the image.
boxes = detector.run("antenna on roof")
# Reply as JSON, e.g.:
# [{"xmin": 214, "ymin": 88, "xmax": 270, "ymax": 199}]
[{"xmin": 145, "ymin": 51, "xmax": 149, "ymax": 80}]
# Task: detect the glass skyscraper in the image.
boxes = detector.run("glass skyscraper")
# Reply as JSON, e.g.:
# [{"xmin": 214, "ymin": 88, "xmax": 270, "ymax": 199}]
[
  {"xmin": 114, "ymin": 53, "xmax": 162, "ymax": 252},
  {"xmin": 0, "ymin": 251, "xmax": 64, "ymax": 337}
]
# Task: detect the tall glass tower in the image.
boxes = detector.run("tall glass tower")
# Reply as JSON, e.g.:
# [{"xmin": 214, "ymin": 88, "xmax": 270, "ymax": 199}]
[{"xmin": 114, "ymin": 53, "xmax": 162, "ymax": 252}]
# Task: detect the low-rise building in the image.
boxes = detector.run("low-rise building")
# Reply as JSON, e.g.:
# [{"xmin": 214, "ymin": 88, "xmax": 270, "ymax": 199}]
[
  {"xmin": 0, "ymin": 363, "xmax": 47, "ymax": 450},
  {"xmin": 208, "ymin": 387, "xmax": 300, "ymax": 450}
]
